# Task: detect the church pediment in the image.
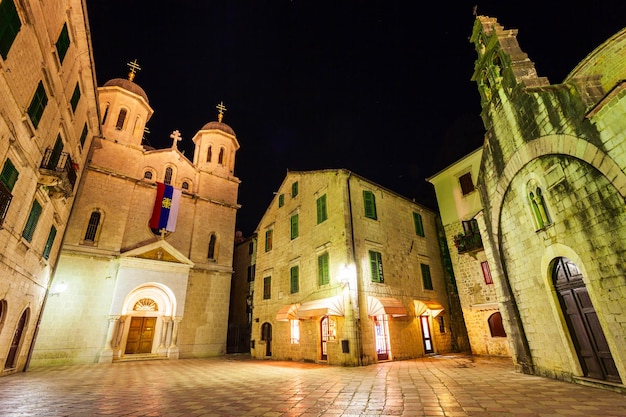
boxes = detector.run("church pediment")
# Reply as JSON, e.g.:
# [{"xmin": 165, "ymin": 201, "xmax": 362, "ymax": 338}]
[{"xmin": 121, "ymin": 240, "xmax": 194, "ymax": 267}]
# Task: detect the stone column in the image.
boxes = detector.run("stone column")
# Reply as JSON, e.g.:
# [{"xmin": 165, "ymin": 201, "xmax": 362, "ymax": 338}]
[
  {"xmin": 167, "ymin": 317, "xmax": 182, "ymax": 359},
  {"xmin": 157, "ymin": 316, "xmax": 171, "ymax": 355},
  {"xmin": 99, "ymin": 315, "xmax": 120, "ymax": 363}
]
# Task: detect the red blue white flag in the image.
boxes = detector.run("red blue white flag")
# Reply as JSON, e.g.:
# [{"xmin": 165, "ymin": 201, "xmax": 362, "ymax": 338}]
[{"xmin": 149, "ymin": 182, "xmax": 182, "ymax": 232}]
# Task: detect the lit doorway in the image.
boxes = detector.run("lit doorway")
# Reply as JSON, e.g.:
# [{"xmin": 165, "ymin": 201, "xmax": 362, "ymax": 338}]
[
  {"xmin": 420, "ymin": 315, "xmax": 434, "ymax": 354},
  {"xmin": 320, "ymin": 316, "xmax": 335, "ymax": 360},
  {"xmin": 374, "ymin": 314, "xmax": 391, "ymax": 360},
  {"xmin": 125, "ymin": 317, "xmax": 156, "ymax": 354}
]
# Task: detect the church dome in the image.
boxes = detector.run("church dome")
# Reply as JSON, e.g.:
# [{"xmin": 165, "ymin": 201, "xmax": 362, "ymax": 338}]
[
  {"xmin": 103, "ymin": 78, "xmax": 149, "ymax": 103},
  {"xmin": 200, "ymin": 121, "xmax": 236, "ymax": 136}
]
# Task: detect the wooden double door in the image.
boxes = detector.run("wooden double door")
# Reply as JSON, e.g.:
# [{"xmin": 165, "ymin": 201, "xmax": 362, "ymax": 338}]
[
  {"xmin": 125, "ymin": 317, "xmax": 156, "ymax": 354},
  {"xmin": 553, "ymin": 257, "xmax": 621, "ymax": 383}
]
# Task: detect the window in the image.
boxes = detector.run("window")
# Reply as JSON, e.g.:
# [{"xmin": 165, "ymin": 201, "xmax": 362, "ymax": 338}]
[
  {"xmin": 115, "ymin": 109, "xmax": 127, "ymax": 130},
  {"xmin": 290, "ymin": 320, "xmax": 300, "ymax": 344},
  {"xmin": 55, "ymin": 23, "xmax": 70, "ymax": 64},
  {"xmin": 363, "ymin": 190, "xmax": 377, "ymax": 220},
  {"xmin": 22, "ymin": 200, "xmax": 42, "ymax": 242},
  {"xmin": 102, "ymin": 104, "xmax": 109, "ymax": 124},
  {"xmin": 318, "ymin": 252, "xmax": 329, "ymax": 285},
  {"xmin": 79, "ymin": 123, "xmax": 88, "ymax": 148},
  {"xmin": 291, "ymin": 181, "xmax": 298, "ymax": 197},
  {"xmin": 27, "ymin": 81, "xmax": 48, "ymax": 129},
  {"xmin": 290, "ymin": 266, "xmax": 299, "ymax": 294},
  {"xmin": 369, "ymin": 250, "xmax": 384, "ymax": 283},
  {"xmin": 248, "ymin": 241, "xmax": 254, "ymax": 255},
  {"xmin": 206, "ymin": 146, "xmax": 212, "ymax": 162},
  {"xmin": 247, "ymin": 264, "xmax": 256, "ymax": 282},
  {"xmin": 0, "ymin": 159, "xmax": 18, "ymax": 223},
  {"xmin": 481, "ymin": 261, "xmax": 493, "ymax": 285},
  {"xmin": 182, "ymin": 181, "xmax": 189, "ymax": 190},
  {"xmin": 278, "ymin": 194, "xmax": 284, "ymax": 207},
  {"xmin": 143, "ymin": 171, "xmax": 152, "ymax": 180},
  {"xmin": 218, "ymin": 147, "xmax": 225, "ymax": 165},
  {"xmin": 421, "ymin": 263, "xmax": 433, "ymax": 290},
  {"xmin": 488, "ymin": 312, "xmax": 506, "ymax": 337},
  {"xmin": 528, "ymin": 182, "xmax": 551, "ymax": 229},
  {"xmin": 42, "ymin": 225, "xmax": 57, "ymax": 260},
  {"xmin": 208, "ymin": 233, "xmax": 217, "ymax": 260},
  {"xmin": 164, "ymin": 167, "xmax": 173, "ymax": 184},
  {"xmin": 83, "ymin": 211, "xmax": 101, "ymax": 242},
  {"xmin": 316, "ymin": 194, "xmax": 327, "ymax": 224},
  {"xmin": 290, "ymin": 213, "xmax": 299, "ymax": 239},
  {"xmin": 264, "ymin": 229, "xmax": 273, "ymax": 252},
  {"xmin": 459, "ymin": 172, "xmax": 475, "ymax": 195},
  {"xmin": 263, "ymin": 276, "xmax": 271, "ymax": 299},
  {"xmin": 413, "ymin": 212, "xmax": 424, "ymax": 237},
  {"xmin": 70, "ymin": 83, "xmax": 81, "ymax": 112},
  {"xmin": 437, "ymin": 316, "xmax": 445, "ymax": 333},
  {"xmin": 0, "ymin": 0, "xmax": 21, "ymax": 60}
]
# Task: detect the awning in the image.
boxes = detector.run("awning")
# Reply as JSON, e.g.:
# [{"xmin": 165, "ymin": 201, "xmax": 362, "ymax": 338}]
[
  {"xmin": 367, "ymin": 296, "xmax": 407, "ymax": 317},
  {"xmin": 276, "ymin": 303, "xmax": 300, "ymax": 321},
  {"xmin": 297, "ymin": 296, "xmax": 344, "ymax": 319},
  {"xmin": 414, "ymin": 300, "xmax": 445, "ymax": 317}
]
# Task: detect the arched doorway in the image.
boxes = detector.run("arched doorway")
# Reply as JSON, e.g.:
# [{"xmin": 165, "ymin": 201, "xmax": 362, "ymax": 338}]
[
  {"xmin": 320, "ymin": 316, "xmax": 336, "ymax": 361},
  {"xmin": 4, "ymin": 308, "xmax": 29, "ymax": 370},
  {"xmin": 552, "ymin": 257, "xmax": 621, "ymax": 383},
  {"xmin": 261, "ymin": 322, "xmax": 272, "ymax": 356}
]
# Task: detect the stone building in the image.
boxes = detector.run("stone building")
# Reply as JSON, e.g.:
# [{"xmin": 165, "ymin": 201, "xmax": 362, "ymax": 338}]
[
  {"xmin": 0, "ymin": 0, "xmax": 99, "ymax": 374},
  {"xmin": 227, "ymin": 232, "xmax": 256, "ymax": 353},
  {"xmin": 428, "ymin": 148, "xmax": 510, "ymax": 357},
  {"xmin": 251, "ymin": 169, "xmax": 458, "ymax": 365},
  {"xmin": 467, "ymin": 15, "xmax": 626, "ymax": 388},
  {"xmin": 29, "ymin": 64, "xmax": 241, "ymax": 365}
]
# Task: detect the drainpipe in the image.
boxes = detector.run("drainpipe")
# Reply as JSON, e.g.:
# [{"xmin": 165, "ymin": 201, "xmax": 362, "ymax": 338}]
[{"xmin": 345, "ymin": 171, "xmax": 363, "ymax": 366}]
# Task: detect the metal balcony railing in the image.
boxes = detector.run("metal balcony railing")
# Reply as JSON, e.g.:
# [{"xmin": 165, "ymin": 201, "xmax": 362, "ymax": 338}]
[{"xmin": 39, "ymin": 149, "xmax": 77, "ymax": 196}]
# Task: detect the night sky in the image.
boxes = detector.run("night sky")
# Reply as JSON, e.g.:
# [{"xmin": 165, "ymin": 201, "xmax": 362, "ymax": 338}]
[{"xmin": 86, "ymin": 1, "xmax": 626, "ymax": 236}]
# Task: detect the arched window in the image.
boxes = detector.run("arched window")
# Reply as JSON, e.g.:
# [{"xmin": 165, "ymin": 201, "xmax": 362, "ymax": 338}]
[
  {"xmin": 164, "ymin": 167, "xmax": 173, "ymax": 185},
  {"xmin": 143, "ymin": 170, "xmax": 153, "ymax": 180},
  {"xmin": 102, "ymin": 103, "xmax": 109, "ymax": 124},
  {"xmin": 182, "ymin": 181, "xmax": 189, "ymax": 190},
  {"xmin": 84, "ymin": 211, "xmax": 101, "ymax": 243},
  {"xmin": 207, "ymin": 146, "xmax": 212, "ymax": 162},
  {"xmin": 208, "ymin": 233, "xmax": 217, "ymax": 260},
  {"xmin": 115, "ymin": 109, "xmax": 127, "ymax": 130},
  {"xmin": 528, "ymin": 180, "xmax": 551, "ymax": 230},
  {"xmin": 488, "ymin": 312, "xmax": 506, "ymax": 337},
  {"xmin": 218, "ymin": 147, "xmax": 225, "ymax": 165}
]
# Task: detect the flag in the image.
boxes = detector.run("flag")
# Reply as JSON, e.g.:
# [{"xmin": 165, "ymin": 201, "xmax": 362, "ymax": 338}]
[{"xmin": 149, "ymin": 183, "xmax": 182, "ymax": 232}]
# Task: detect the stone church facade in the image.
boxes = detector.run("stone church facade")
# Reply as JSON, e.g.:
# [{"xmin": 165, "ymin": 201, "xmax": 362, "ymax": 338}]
[
  {"xmin": 30, "ymin": 65, "xmax": 241, "ymax": 365},
  {"xmin": 467, "ymin": 16, "xmax": 626, "ymax": 388},
  {"xmin": 0, "ymin": 0, "xmax": 100, "ymax": 374}
]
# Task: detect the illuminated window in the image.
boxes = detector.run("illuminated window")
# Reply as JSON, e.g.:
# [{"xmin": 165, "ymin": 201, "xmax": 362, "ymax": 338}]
[
  {"xmin": 413, "ymin": 212, "xmax": 424, "ymax": 237},
  {"xmin": 290, "ymin": 319, "xmax": 300, "ymax": 344},
  {"xmin": 369, "ymin": 250, "xmax": 384, "ymax": 283},
  {"xmin": 0, "ymin": 0, "xmax": 21, "ymax": 60},
  {"xmin": 290, "ymin": 213, "xmax": 299, "ymax": 239},
  {"xmin": 263, "ymin": 276, "xmax": 271, "ymax": 299},
  {"xmin": 55, "ymin": 23, "xmax": 70, "ymax": 64},
  {"xmin": 318, "ymin": 253, "xmax": 330, "ymax": 285},
  {"xmin": 363, "ymin": 190, "xmax": 377, "ymax": 220},
  {"xmin": 316, "ymin": 194, "xmax": 327, "ymax": 224},
  {"xmin": 421, "ymin": 263, "xmax": 433, "ymax": 290},
  {"xmin": 28, "ymin": 81, "xmax": 48, "ymax": 129},
  {"xmin": 290, "ymin": 266, "xmax": 299, "ymax": 294}
]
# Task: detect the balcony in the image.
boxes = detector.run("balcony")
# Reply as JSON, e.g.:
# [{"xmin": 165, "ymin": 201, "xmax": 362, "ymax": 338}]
[
  {"xmin": 454, "ymin": 231, "xmax": 483, "ymax": 254},
  {"xmin": 38, "ymin": 149, "xmax": 78, "ymax": 198},
  {"xmin": 0, "ymin": 182, "xmax": 12, "ymax": 226}
]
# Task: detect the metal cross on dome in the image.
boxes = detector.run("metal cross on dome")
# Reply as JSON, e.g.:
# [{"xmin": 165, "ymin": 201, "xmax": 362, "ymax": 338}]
[
  {"xmin": 170, "ymin": 130, "xmax": 182, "ymax": 148},
  {"xmin": 216, "ymin": 101, "xmax": 227, "ymax": 123},
  {"xmin": 127, "ymin": 59, "xmax": 141, "ymax": 82}
]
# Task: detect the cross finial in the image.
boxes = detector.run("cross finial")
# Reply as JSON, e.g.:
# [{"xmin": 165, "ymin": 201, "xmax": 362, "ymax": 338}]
[
  {"xmin": 216, "ymin": 101, "xmax": 227, "ymax": 123},
  {"xmin": 127, "ymin": 59, "xmax": 141, "ymax": 82},
  {"xmin": 170, "ymin": 130, "xmax": 182, "ymax": 148}
]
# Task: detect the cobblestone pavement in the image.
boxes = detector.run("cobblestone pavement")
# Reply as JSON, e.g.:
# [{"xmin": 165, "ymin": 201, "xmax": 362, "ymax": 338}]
[{"xmin": 0, "ymin": 354, "xmax": 624, "ymax": 417}]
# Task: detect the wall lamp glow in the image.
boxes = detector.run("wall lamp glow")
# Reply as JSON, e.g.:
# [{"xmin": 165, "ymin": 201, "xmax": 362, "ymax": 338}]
[{"xmin": 50, "ymin": 281, "xmax": 67, "ymax": 297}]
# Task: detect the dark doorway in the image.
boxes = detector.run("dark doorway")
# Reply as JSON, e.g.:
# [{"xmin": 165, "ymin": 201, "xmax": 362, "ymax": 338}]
[
  {"xmin": 4, "ymin": 308, "xmax": 29, "ymax": 369},
  {"xmin": 553, "ymin": 257, "xmax": 621, "ymax": 383},
  {"xmin": 261, "ymin": 322, "xmax": 272, "ymax": 356},
  {"xmin": 125, "ymin": 317, "xmax": 156, "ymax": 354}
]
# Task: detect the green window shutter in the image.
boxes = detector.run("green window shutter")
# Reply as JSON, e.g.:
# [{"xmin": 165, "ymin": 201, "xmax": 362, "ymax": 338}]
[
  {"xmin": 318, "ymin": 253, "xmax": 329, "ymax": 285},
  {"xmin": 363, "ymin": 190, "xmax": 377, "ymax": 219},
  {"xmin": 278, "ymin": 193, "xmax": 284, "ymax": 207},
  {"xmin": 290, "ymin": 266, "xmax": 299, "ymax": 294},
  {"xmin": 413, "ymin": 212, "xmax": 425, "ymax": 237},
  {"xmin": 263, "ymin": 276, "xmax": 271, "ymax": 299},
  {"xmin": 70, "ymin": 83, "xmax": 81, "ymax": 112},
  {"xmin": 0, "ymin": 159, "xmax": 19, "ymax": 191},
  {"xmin": 421, "ymin": 263, "xmax": 433, "ymax": 290},
  {"xmin": 79, "ymin": 123, "xmax": 88, "ymax": 148},
  {"xmin": 55, "ymin": 22, "xmax": 70, "ymax": 63},
  {"xmin": 369, "ymin": 250, "xmax": 384, "ymax": 283},
  {"xmin": 291, "ymin": 181, "xmax": 298, "ymax": 197},
  {"xmin": 290, "ymin": 213, "xmax": 299, "ymax": 239},
  {"xmin": 265, "ymin": 229, "xmax": 273, "ymax": 251},
  {"xmin": 42, "ymin": 225, "xmax": 57, "ymax": 260},
  {"xmin": 316, "ymin": 194, "xmax": 327, "ymax": 224},
  {"xmin": 22, "ymin": 200, "xmax": 42, "ymax": 242},
  {"xmin": 0, "ymin": 0, "xmax": 22, "ymax": 60},
  {"xmin": 27, "ymin": 81, "xmax": 48, "ymax": 129}
]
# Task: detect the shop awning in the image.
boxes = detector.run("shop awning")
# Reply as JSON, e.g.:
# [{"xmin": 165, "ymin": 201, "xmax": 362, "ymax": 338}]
[
  {"xmin": 276, "ymin": 303, "xmax": 300, "ymax": 321},
  {"xmin": 414, "ymin": 300, "xmax": 445, "ymax": 317},
  {"xmin": 367, "ymin": 296, "xmax": 408, "ymax": 317},
  {"xmin": 297, "ymin": 296, "xmax": 344, "ymax": 319}
]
